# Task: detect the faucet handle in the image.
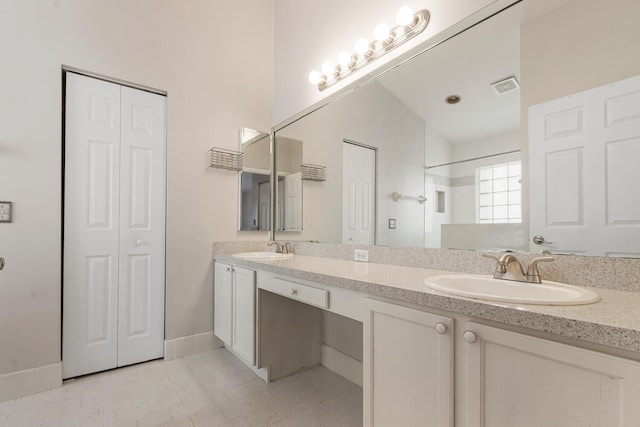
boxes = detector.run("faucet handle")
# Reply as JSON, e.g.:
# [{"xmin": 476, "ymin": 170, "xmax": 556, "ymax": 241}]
[
  {"xmin": 268, "ymin": 241, "xmax": 283, "ymax": 253},
  {"xmin": 481, "ymin": 252, "xmax": 500, "ymax": 262},
  {"xmin": 526, "ymin": 255, "xmax": 555, "ymax": 283},
  {"xmin": 482, "ymin": 252, "xmax": 507, "ymax": 276}
]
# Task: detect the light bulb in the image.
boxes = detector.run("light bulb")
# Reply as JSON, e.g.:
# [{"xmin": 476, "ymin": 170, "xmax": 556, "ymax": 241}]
[
  {"xmin": 321, "ymin": 61, "xmax": 335, "ymax": 76},
  {"xmin": 308, "ymin": 70, "xmax": 322, "ymax": 85},
  {"xmin": 354, "ymin": 38, "xmax": 370, "ymax": 55},
  {"xmin": 396, "ymin": 6, "xmax": 414, "ymax": 26},
  {"xmin": 374, "ymin": 23, "xmax": 390, "ymax": 41},
  {"xmin": 337, "ymin": 51, "xmax": 352, "ymax": 67}
]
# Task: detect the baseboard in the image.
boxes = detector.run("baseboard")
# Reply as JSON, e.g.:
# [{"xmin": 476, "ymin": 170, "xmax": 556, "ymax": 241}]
[
  {"xmin": 164, "ymin": 331, "xmax": 215, "ymax": 360},
  {"xmin": 0, "ymin": 362, "xmax": 62, "ymax": 402},
  {"xmin": 320, "ymin": 344, "xmax": 363, "ymax": 387}
]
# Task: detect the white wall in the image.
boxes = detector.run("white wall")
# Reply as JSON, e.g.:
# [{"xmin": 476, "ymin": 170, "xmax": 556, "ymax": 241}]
[
  {"xmin": 274, "ymin": 81, "xmax": 426, "ymax": 247},
  {"xmin": 0, "ymin": 0, "xmax": 272, "ymax": 378},
  {"xmin": 272, "ymin": 0, "xmax": 519, "ymax": 125}
]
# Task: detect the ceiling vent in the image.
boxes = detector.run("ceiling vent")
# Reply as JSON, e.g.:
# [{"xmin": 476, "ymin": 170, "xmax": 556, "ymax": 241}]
[{"xmin": 491, "ymin": 76, "xmax": 520, "ymax": 94}]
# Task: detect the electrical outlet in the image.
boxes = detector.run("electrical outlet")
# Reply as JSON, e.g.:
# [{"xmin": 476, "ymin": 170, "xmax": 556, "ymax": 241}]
[
  {"xmin": 0, "ymin": 202, "xmax": 12, "ymax": 223},
  {"xmin": 354, "ymin": 249, "xmax": 369, "ymax": 262}
]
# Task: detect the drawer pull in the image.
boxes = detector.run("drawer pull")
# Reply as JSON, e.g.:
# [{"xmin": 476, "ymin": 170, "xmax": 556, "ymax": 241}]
[{"xmin": 290, "ymin": 288, "xmax": 297, "ymax": 296}]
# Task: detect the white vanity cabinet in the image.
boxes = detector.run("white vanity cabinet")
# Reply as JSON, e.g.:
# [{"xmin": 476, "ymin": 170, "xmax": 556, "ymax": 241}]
[
  {"xmin": 363, "ymin": 299, "xmax": 454, "ymax": 427},
  {"xmin": 214, "ymin": 262, "xmax": 256, "ymax": 366},
  {"xmin": 462, "ymin": 322, "xmax": 640, "ymax": 427}
]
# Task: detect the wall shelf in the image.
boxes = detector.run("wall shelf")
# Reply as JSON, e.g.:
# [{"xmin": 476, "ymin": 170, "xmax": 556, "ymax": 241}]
[
  {"xmin": 209, "ymin": 147, "xmax": 243, "ymax": 171},
  {"xmin": 300, "ymin": 164, "xmax": 326, "ymax": 181}
]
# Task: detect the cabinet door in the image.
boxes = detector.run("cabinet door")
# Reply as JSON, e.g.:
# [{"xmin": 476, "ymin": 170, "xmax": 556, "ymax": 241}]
[
  {"xmin": 363, "ymin": 299, "xmax": 454, "ymax": 427},
  {"xmin": 213, "ymin": 263, "xmax": 233, "ymax": 346},
  {"xmin": 232, "ymin": 266, "xmax": 256, "ymax": 365},
  {"xmin": 464, "ymin": 322, "xmax": 640, "ymax": 427}
]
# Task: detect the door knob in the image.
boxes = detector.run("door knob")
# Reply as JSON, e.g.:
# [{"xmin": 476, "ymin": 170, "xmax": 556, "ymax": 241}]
[
  {"xmin": 532, "ymin": 235, "xmax": 553, "ymax": 245},
  {"xmin": 135, "ymin": 240, "xmax": 143, "ymax": 246}
]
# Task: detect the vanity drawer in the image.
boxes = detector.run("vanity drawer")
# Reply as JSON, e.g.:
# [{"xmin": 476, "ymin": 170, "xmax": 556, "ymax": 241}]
[{"xmin": 260, "ymin": 276, "xmax": 329, "ymax": 309}]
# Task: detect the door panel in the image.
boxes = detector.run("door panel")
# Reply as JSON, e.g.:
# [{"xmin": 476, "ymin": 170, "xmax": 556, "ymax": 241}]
[
  {"xmin": 343, "ymin": 142, "xmax": 375, "ymax": 244},
  {"xmin": 214, "ymin": 263, "xmax": 233, "ymax": 346},
  {"xmin": 117, "ymin": 85, "xmax": 166, "ymax": 367},
  {"xmin": 233, "ymin": 267, "xmax": 256, "ymax": 365},
  {"xmin": 530, "ymin": 74, "xmax": 640, "ymax": 256},
  {"xmin": 284, "ymin": 172, "xmax": 302, "ymax": 231},
  {"xmin": 63, "ymin": 73, "xmax": 121, "ymax": 378}
]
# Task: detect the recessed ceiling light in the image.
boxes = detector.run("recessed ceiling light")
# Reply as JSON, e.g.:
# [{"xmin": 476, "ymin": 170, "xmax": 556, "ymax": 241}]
[{"xmin": 445, "ymin": 95, "xmax": 461, "ymax": 104}]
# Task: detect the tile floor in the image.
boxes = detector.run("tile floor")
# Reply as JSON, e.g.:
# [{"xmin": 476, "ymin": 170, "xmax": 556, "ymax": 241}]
[{"xmin": 0, "ymin": 349, "xmax": 363, "ymax": 426}]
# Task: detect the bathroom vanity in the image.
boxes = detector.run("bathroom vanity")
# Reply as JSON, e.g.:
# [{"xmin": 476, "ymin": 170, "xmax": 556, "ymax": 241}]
[{"xmin": 214, "ymin": 253, "xmax": 640, "ymax": 427}]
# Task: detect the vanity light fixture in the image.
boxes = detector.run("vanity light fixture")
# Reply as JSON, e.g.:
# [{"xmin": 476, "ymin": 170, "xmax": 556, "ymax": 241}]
[{"xmin": 309, "ymin": 6, "xmax": 431, "ymax": 91}]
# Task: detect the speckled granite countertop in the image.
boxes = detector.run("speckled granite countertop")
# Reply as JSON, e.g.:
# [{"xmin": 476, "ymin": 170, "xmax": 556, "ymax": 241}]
[{"xmin": 215, "ymin": 254, "xmax": 640, "ymax": 355}]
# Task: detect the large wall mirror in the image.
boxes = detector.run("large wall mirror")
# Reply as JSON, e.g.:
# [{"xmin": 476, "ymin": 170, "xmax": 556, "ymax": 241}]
[{"xmin": 273, "ymin": 0, "xmax": 640, "ymax": 257}]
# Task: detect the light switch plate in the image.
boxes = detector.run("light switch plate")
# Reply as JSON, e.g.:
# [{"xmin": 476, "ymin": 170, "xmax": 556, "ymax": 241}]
[{"xmin": 0, "ymin": 201, "xmax": 12, "ymax": 222}]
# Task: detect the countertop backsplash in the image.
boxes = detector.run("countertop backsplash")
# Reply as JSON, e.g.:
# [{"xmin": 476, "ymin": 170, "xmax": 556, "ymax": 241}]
[{"xmin": 213, "ymin": 241, "xmax": 640, "ymax": 292}]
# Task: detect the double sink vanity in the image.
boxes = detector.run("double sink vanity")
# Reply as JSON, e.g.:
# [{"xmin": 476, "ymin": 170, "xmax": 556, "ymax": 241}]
[{"xmin": 214, "ymin": 245, "xmax": 640, "ymax": 427}]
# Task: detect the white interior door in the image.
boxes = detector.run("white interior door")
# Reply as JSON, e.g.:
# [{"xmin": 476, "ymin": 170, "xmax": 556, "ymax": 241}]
[
  {"xmin": 343, "ymin": 142, "xmax": 375, "ymax": 244},
  {"xmin": 529, "ymin": 75, "xmax": 640, "ymax": 256},
  {"xmin": 258, "ymin": 182, "xmax": 270, "ymax": 231},
  {"xmin": 117, "ymin": 85, "xmax": 166, "ymax": 366},
  {"xmin": 284, "ymin": 172, "xmax": 302, "ymax": 231},
  {"xmin": 63, "ymin": 74, "xmax": 121, "ymax": 378},
  {"xmin": 63, "ymin": 73, "xmax": 166, "ymax": 378}
]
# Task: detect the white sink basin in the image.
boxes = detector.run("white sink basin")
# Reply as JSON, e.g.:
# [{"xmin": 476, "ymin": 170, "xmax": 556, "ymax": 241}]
[
  {"xmin": 232, "ymin": 252, "xmax": 294, "ymax": 260},
  {"xmin": 424, "ymin": 274, "xmax": 600, "ymax": 305}
]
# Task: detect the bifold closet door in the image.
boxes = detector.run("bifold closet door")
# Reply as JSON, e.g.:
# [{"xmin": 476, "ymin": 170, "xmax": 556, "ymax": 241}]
[{"xmin": 63, "ymin": 73, "xmax": 166, "ymax": 379}]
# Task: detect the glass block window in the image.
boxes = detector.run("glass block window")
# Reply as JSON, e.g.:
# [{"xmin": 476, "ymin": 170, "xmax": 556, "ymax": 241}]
[{"xmin": 477, "ymin": 161, "xmax": 521, "ymax": 223}]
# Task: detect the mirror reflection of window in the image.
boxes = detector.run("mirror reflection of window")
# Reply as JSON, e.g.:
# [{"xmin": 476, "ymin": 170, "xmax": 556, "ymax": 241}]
[{"xmin": 477, "ymin": 161, "xmax": 521, "ymax": 224}]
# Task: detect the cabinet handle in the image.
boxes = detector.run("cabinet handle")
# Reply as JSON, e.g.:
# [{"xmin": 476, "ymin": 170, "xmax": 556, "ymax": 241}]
[
  {"xmin": 135, "ymin": 239, "xmax": 143, "ymax": 246},
  {"xmin": 463, "ymin": 330, "xmax": 477, "ymax": 343},
  {"xmin": 290, "ymin": 288, "xmax": 297, "ymax": 296},
  {"xmin": 435, "ymin": 322, "xmax": 447, "ymax": 334},
  {"xmin": 225, "ymin": 267, "xmax": 231, "ymax": 272}
]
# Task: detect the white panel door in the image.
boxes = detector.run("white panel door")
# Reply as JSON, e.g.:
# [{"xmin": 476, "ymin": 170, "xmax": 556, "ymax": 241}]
[
  {"xmin": 464, "ymin": 322, "xmax": 640, "ymax": 426},
  {"xmin": 284, "ymin": 172, "xmax": 302, "ymax": 231},
  {"xmin": 64, "ymin": 73, "xmax": 166, "ymax": 378},
  {"xmin": 117, "ymin": 86, "xmax": 166, "ymax": 366},
  {"xmin": 258, "ymin": 182, "xmax": 270, "ymax": 231},
  {"xmin": 232, "ymin": 266, "xmax": 256, "ymax": 365},
  {"xmin": 529, "ymin": 75, "xmax": 640, "ymax": 256},
  {"xmin": 63, "ymin": 74, "xmax": 121, "ymax": 378},
  {"xmin": 214, "ymin": 263, "xmax": 233, "ymax": 346},
  {"xmin": 363, "ymin": 299, "xmax": 454, "ymax": 427},
  {"xmin": 343, "ymin": 142, "xmax": 375, "ymax": 244}
]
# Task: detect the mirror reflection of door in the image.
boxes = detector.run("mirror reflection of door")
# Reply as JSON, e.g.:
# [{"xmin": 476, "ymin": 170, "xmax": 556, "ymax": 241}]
[
  {"xmin": 238, "ymin": 127, "xmax": 270, "ymax": 231},
  {"xmin": 275, "ymin": 137, "xmax": 303, "ymax": 231},
  {"xmin": 343, "ymin": 141, "xmax": 376, "ymax": 244},
  {"xmin": 529, "ymin": 74, "xmax": 640, "ymax": 257},
  {"xmin": 284, "ymin": 172, "xmax": 302, "ymax": 231},
  {"xmin": 258, "ymin": 181, "xmax": 270, "ymax": 231}
]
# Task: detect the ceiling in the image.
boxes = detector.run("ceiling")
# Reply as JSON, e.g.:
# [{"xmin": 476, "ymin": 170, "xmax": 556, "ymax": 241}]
[{"xmin": 378, "ymin": 3, "xmax": 523, "ymax": 145}]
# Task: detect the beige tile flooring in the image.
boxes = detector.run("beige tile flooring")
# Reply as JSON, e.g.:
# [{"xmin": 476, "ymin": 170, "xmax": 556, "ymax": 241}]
[{"xmin": 0, "ymin": 349, "xmax": 362, "ymax": 426}]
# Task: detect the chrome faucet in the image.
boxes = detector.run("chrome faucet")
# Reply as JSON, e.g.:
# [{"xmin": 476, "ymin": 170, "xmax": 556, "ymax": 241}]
[
  {"xmin": 482, "ymin": 252, "xmax": 554, "ymax": 284},
  {"xmin": 268, "ymin": 241, "xmax": 291, "ymax": 254}
]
